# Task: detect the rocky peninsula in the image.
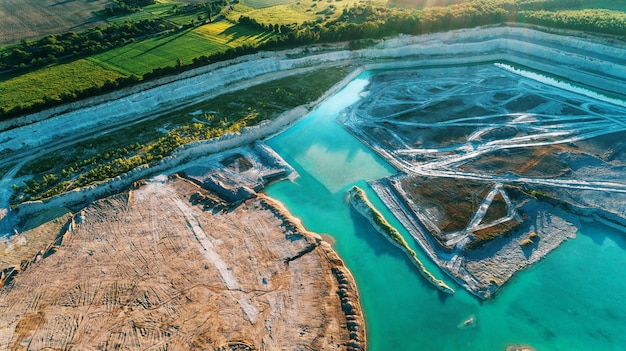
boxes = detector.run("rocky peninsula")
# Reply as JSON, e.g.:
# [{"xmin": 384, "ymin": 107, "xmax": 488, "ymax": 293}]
[{"xmin": 348, "ymin": 186, "xmax": 454, "ymax": 295}]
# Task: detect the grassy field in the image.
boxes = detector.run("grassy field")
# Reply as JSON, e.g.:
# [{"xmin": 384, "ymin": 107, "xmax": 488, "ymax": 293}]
[
  {"xmin": 232, "ymin": 0, "xmax": 381, "ymax": 25},
  {"xmin": 0, "ymin": 60, "xmax": 125, "ymax": 112},
  {"xmin": 89, "ymin": 22, "xmax": 274, "ymax": 76},
  {"xmin": 0, "ymin": 0, "xmax": 111, "ymax": 46}
]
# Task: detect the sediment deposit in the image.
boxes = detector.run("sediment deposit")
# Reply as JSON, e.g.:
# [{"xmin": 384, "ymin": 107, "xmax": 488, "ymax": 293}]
[
  {"xmin": 348, "ymin": 186, "xmax": 454, "ymax": 295},
  {"xmin": 341, "ymin": 63, "xmax": 626, "ymax": 298}
]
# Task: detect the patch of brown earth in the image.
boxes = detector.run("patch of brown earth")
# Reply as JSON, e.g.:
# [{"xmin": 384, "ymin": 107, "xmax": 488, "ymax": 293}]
[
  {"xmin": 400, "ymin": 177, "xmax": 491, "ymax": 239},
  {"xmin": 0, "ymin": 176, "xmax": 364, "ymax": 350},
  {"xmin": 461, "ymin": 144, "xmax": 571, "ymax": 177},
  {"xmin": 468, "ymin": 217, "xmax": 522, "ymax": 250},
  {"xmin": 480, "ymin": 192, "xmax": 508, "ymax": 225},
  {"xmin": 0, "ymin": 207, "xmax": 72, "ymax": 287}
]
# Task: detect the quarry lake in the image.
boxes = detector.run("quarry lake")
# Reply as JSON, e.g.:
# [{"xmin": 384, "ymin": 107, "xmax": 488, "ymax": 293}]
[{"xmin": 265, "ymin": 69, "xmax": 626, "ymax": 350}]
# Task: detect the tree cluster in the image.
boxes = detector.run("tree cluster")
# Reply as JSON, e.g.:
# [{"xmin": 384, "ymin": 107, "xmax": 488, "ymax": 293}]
[
  {"xmin": 239, "ymin": 16, "xmax": 295, "ymax": 34},
  {"xmin": 175, "ymin": 0, "xmax": 228, "ymax": 17},
  {"xmin": 519, "ymin": 9, "xmax": 626, "ymax": 36}
]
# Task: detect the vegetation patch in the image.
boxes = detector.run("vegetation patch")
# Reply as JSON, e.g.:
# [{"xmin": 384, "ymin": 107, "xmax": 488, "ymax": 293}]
[
  {"xmin": 88, "ymin": 29, "xmax": 230, "ymax": 76},
  {"xmin": 0, "ymin": 60, "xmax": 126, "ymax": 113}
]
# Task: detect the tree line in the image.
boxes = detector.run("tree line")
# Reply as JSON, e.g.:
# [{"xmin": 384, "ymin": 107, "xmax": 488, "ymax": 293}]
[{"xmin": 103, "ymin": 0, "xmax": 156, "ymax": 16}]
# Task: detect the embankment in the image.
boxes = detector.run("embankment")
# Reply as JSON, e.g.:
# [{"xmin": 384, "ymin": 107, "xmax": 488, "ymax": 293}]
[{"xmin": 348, "ymin": 186, "xmax": 455, "ymax": 295}]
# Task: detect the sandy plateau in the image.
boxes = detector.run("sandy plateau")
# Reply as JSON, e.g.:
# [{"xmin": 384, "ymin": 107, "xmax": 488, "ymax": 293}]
[{"xmin": 0, "ymin": 150, "xmax": 365, "ymax": 350}]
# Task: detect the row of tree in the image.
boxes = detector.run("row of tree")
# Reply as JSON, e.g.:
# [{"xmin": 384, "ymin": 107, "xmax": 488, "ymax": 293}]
[
  {"xmin": 0, "ymin": 19, "xmax": 174, "ymax": 70},
  {"xmin": 238, "ymin": 16, "xmax": 295, "ymax": 34},
  {"xmin": 519, "ymin": 9, "xmax": 626, "ymax": 36},
  {"xmin": 103, "ymin": 0, "xmax": 157, "ymax": 16}
]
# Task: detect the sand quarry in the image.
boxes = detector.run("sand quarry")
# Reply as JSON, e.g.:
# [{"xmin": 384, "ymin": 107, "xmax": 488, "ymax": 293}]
[
  {"xmin": 0, "ymin": 171, "xmax": 364, "ymax": 350},
  {"xmin": 1, "ymin": 24, "xmax": 625, "ymax": 348}
]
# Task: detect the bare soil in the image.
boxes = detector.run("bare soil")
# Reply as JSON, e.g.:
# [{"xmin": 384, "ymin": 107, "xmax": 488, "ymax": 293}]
[
  {"xmin": 0, "ymin": 0, "xmax": 111, "ymax": 45},
  {"xmin": 0, "ymin": 176, "xmax": 364, "ymax": 350},
  {"xmin": 400, "ymin": 176, "xmax": 491, "ymax": 237}
]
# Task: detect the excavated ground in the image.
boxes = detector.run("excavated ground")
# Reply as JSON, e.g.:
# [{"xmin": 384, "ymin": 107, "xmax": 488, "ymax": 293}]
[
  {"xmin": 0, "ymin": 175, "xmax": 364, "ymax": 350},
  {"xmin": 342, "ymin": 64, "xmax": 626, "ymax": 298}
]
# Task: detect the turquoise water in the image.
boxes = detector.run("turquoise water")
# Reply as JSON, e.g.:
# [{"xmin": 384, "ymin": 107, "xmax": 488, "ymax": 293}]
[{"xmin": 265, "ymin": 77, "xmax": 626, "ymax": 350}]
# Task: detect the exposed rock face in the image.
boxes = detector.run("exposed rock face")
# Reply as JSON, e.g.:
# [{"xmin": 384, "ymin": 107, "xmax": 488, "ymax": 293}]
[{"xmin": 0, "ymin": 177, "xmax": 365, "ymax": 350}]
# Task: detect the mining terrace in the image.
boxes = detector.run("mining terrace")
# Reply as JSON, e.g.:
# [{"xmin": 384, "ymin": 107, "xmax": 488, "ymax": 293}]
[{"xmin": 0, "ymin": 146, "xmax": 365, "ymax": 350}]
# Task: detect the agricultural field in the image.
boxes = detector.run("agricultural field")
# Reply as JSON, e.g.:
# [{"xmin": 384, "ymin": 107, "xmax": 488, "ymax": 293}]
[
  {"xmin": 0, "ymin": 0, "xmax": 112, "ymax": 45},
  {"xmin": 240, "ymin": 0, "xmax": 299, "ymax": 9},
  {"xmin": 89, "ymin": 22, "xmax": 274, "ymax": 76},
  {"xmin": 0, "ymin": 60, "xmax": 125, "ymax": 112},
  {"xmin": 0, "ymin": 21, "xmax": 274, "ymax": 113},
  {"xmin": 103, "ymin": 1, "xmax": 222, "ymax": 25}
]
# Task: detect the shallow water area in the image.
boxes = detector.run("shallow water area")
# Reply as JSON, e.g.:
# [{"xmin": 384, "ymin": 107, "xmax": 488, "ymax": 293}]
[{"xmin": 265, "ymin": 70, "xmax": 626, "ymax": 350}]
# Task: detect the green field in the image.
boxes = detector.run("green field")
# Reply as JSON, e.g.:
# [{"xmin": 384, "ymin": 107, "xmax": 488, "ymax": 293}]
[
  {"xmin": 0, "ymin": 60, "xmax": 125, "ymax": 112},
  {"xmin": 89, "ymin": 22, "xmax": 274, "ymax": 76},
  {"xmin": 0, "ymin": 19, "xmax": 273, "ymax": 114}
]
